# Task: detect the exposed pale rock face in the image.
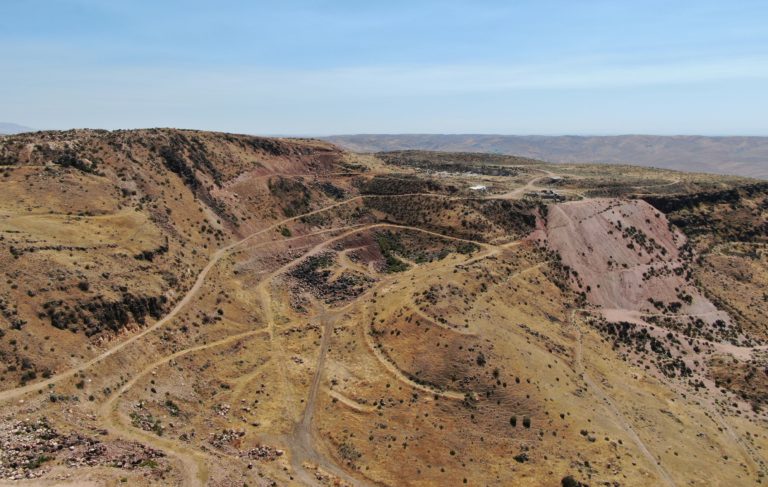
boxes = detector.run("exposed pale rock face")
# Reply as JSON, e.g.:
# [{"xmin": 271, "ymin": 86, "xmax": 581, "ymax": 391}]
[{"xmin": 545, "ymin": 198, "xmax": 728, "ymax": 323}]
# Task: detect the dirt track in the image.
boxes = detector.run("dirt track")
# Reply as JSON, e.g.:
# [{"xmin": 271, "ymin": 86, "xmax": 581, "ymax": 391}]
[
  {"xmin": 0, "ymin": 197, "xmax": 369, "ymax": 404},
  {"xmin": 0, "ymin": 187, "xmax": 492, "ymax": 484},
  {"xmin": 4, "ymin": 169, "xmax": 730, "ymax": 486},
  {"xmin": 570, "ymin": 309, "xmax": 677, "ymax": 487}
]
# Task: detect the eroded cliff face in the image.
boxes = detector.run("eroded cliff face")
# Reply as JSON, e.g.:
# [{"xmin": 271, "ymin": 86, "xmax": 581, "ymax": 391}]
[
  {"xmin": 543, "ymin": 198, "xmax": 740, "ymax": 333},
  {"xmin": 546, "ymin": 199, "xmax": 693, "ymax": 308}
]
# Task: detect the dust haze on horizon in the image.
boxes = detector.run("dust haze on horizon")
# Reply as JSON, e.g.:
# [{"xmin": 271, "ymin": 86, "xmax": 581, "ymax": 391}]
[{"xmin": 2, "ymin": 1, "xmax": 768, "ymax": 136}]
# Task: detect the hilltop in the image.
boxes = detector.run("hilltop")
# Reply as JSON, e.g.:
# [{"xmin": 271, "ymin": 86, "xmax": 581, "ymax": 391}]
[
  {"xmin": 0, "ymin": 123, "xmax": 34, "ymax": 135},
  {"xmin": 323, "ymin": 134, "xmax": 768, "ymax": 179},
  {"xmin": 0, "ymin": 129, "xmax": 766, "ymax": 486}
]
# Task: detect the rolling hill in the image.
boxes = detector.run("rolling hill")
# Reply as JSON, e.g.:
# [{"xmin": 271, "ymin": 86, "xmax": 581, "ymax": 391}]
[
  {"xmin": 0, "ymin": 123, "xmax": 34, "ymax": 135},
  {"xmin": 0, "ymin": 130, "xmax": 766, "ymax": 486},
  {"xmin": 323, "ymin": 134, "xmax": 768, "ymax": 179}
]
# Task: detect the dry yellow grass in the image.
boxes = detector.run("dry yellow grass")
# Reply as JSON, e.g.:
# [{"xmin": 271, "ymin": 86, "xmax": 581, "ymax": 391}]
[{"xmin": 0, "ymin": 130, "xmax": 765, "ymax": 486}]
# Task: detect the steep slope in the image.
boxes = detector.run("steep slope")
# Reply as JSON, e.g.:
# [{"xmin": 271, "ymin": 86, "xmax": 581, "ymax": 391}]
[
  {"xmin": 0, "ymin": 129, "xmax": 365, "ymax": 390},
  {"xmin": 545, "ymin": 199, "xmax": 716, "ymax": 316}
]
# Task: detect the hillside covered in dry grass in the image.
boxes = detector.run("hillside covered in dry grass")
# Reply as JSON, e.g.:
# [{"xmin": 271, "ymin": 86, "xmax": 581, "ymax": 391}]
[{"xmin": 0, "ymin": 130, "xmax": 766, "ymax": 487}]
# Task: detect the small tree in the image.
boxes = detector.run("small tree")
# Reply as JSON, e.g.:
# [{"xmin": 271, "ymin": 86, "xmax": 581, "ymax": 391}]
[
  {"xmin": 476, "ymin": 352, "xmax": 486, "ymax": 367},
  {"xmin": 561, "ymin": 476, "xmax": 581, "ymax": 487}
]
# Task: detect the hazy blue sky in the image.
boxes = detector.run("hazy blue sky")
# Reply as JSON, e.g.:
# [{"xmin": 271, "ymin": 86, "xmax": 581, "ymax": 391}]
[{"xmin": 1, "ymin": 0, "xmax": 767, "ymax": 135}]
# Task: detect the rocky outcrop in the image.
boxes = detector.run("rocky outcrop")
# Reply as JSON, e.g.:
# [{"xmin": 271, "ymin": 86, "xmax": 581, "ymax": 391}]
[
  {"xmin": 640, "ymin": 182, "xmax": 768, "ymax": 213},
  {"xmin": 639, "ymin": 182, "xmax": 768, "ymax": 242},
  {"xmin": 0, "ymin": 418, "xmax": 165, "ymax": 481}
]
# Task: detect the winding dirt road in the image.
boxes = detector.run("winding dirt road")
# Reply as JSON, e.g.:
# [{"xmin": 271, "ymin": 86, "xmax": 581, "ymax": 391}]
[
  {"xmin": 0, "ymin": 171, "xmax": 554, "ymax": 486},
  {"xmin": 0, "ymin": 196, "xmax": 369, "ymax": 404},
  {"xmin": 99, "ymin": 327, "xmax": 269, "ymax": 487}
]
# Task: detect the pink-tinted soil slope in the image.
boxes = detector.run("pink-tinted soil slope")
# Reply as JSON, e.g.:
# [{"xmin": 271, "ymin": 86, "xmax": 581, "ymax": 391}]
[{"xmin": 545, "ymin": 199, "xmax": 729, "ymax": 325}]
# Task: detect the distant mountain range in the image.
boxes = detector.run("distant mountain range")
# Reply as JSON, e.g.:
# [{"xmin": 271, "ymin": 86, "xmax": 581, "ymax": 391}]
[
  {"xmin": 0, "ymin": 122, "xmax": 34, "ymax": 135},
  {"xmin": 323, "ymin": 134, "xmax": 768, "ymax": 179}
]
